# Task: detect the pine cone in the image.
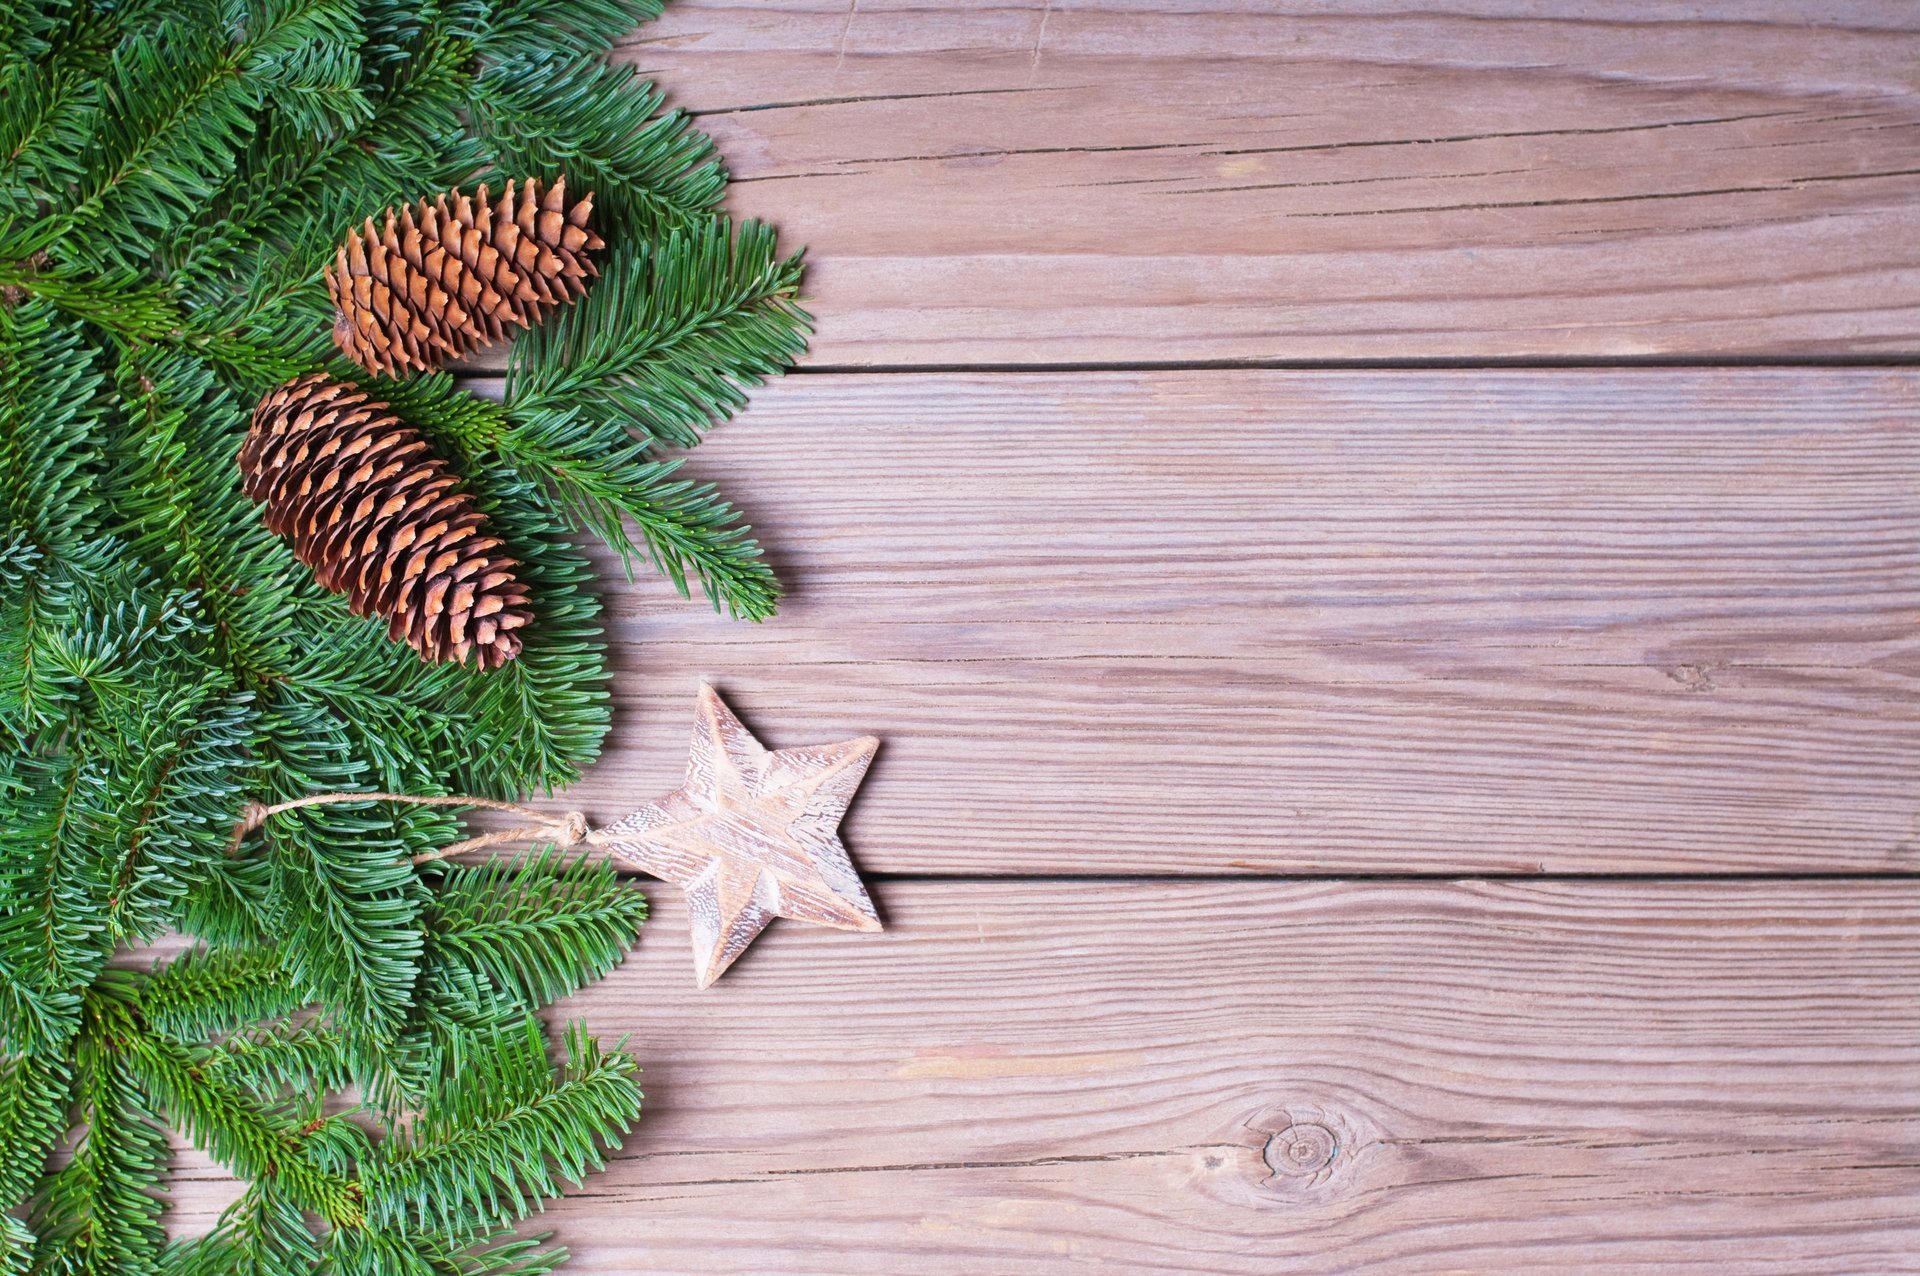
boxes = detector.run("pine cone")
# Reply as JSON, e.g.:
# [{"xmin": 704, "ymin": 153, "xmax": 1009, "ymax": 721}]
[
  {"xmin": 325, "ymin": 177, "xmax": 604, "ymax": 378},
  {"xmin": 241, "ymin": 373, "xmax": 533, "ymax": 668}
]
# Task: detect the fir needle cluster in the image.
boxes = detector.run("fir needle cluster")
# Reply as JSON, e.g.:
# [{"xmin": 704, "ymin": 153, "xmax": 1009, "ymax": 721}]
[{"xmin": 0, "ymin": 0, "xmax": 810, "ymax": 1270}]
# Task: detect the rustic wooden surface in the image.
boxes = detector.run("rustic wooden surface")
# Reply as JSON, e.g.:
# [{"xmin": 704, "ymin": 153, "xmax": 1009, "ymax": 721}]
[
  {"xmin": 479, "ymin": 369, "xmax": 1920, "ymax": 877},
  {"xmin": 604, "ymin": 0, "xmax": 1920, "ymax": 364},
  {"xmin": 189, "ymin": 2, "xmax": 1920, "ymax": 1268},
  {"xmin": 168, "ymin": 882, "xmax": 1920, "ymax": 1272}
]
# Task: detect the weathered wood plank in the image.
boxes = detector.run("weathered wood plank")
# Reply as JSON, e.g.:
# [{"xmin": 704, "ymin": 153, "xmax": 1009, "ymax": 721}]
[
  {"xmin": 165, "ymin": 881, "xmax": 1920, "ymax": 1271},
  {"xmin": 591, "ymin": 0, "xmax": 1920, "ymax": 364},
  {"xmin": 470, "ymin": 369, "xmax": 1919, "ymax": 875}
]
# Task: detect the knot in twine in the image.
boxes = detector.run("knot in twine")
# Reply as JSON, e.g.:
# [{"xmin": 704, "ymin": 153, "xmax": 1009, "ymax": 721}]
[{"xmin": 229, "ymin": 792, "xmax": 613, "ymax": 864}]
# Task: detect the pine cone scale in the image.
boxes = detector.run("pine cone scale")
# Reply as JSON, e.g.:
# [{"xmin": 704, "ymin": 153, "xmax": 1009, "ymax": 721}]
[
  {"xmin": 243, "ymin": 373, "xmax": 532, "ymax": 667},
  {"xmin": 277, "ymin": 434, "xmax": 424, "ymax": 545},
  {"xmin": 312, "ymin": 473, "xmax": 437, "ymax": 591}
]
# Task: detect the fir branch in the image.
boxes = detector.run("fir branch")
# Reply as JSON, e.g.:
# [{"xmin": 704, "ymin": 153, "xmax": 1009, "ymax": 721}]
[
  {"xmin": 137, "ymin": 946, "xmax": 304, "ymax": 1044},
  {"xmin": 159, "ymin": 1178, "xmax": 323, "ymax": 1276},
  {"xmin": 363, "ymin": 1019, "xmax": 640, "ymax": 1239},
  {"xmin": 0, "ymin": 935, "xmax": 81, "ymax": 1059},
  {"xmin": 10, "ymin": 754, "xmax": 114, "ymax": 998},
  {"xmin": 43, "ymin": 21, "xmax": 254, "ymax": 269},
  {"xmin": 430, "ymin": 1230, "xmax": 571, "ymax": 1276},
  {"xmin": 0, "ymin": 573, "xmax": 72, "ymax": 750},
  {"xmin": 98, "ymin": 685, "xmax": 259, "ymax": 946},
  {"xmin": 385, "ymin": 374, "xmax": 779, "ymax": 620},
  {"xmin": 325, "ymin": 1225, "xmax": 569, "ymax": 1276},
  {"xmin": 0, "ymin": 265, "xmax": 309, "ymax": 389},
  {"xmin": 509, "ymin": 217, "xmax": 809, "ymax": 450},
  {"xmin": 0, "ymin": 1048, "xmax": 71, "ymax": 1211},
  {"xmin": 240, "ymin": 2, "xmax": 371, "ymax": 141},
  {"xmin": 199, "ymin": 1017, "xmax": 352, "ymax": 1101},
  {"xmin": 423, "ymin": 849, "xmax": 647, "ymax": 1014},
  {"xmin": 250, "ymin": 688, "xmax": 432, "ymax": 1048},
  {"xmin": 28, "ymin": 984, "xmax": 170, "ymax": 1276},
  {"xmin": 0, "ymin": 1214, "xmax": 30, "ymax": 1276},
  {"xmin": 0, "ymin": 298, "xmax": 106, "ymax": 562},
  {"xmin": 123, "ymin": 1017, "xmax": 365, "ymax": 1229},
  {"xmin": 0, "ymin": 534, "xmax": 40, "ymax": 592},
  {"xmin": 0, "ymin": 757, "xmax": 87, "ymax": 1053},
  {"xmin": 103, "ymin": 350, "xmax": 304, "ymax": 680},
  {"xmin": 477, "ymin": 0, "xmax": 663, "ymax": 63},
  {"xmin": 47, "ymin": 1, "xmax": 372, "ymax": 270},
  {"xmin": 0, "ymin": 264, "xmax": 181, "ymax": 342},
  {"xmin": 172, "ymin": 849, "xmax": 278, "ymax": 954},
  {"xmin": 0, "ymin": 2, "xmax": 55, "ymax": 66},
  {"xmin": 357, "ymin": 0, "xmax": 483, "ymax": 88},
  {"xmin": 170, "ymin": 33, "xmax": 484, "ymax": 356},
  {"xmin": 472, "ymin": 51, "xmax": 722, "ymax": 238},
  {"xmin": 0, "ymin": 59, "xmax": 95, "ymax": 210},
  {"xmin": 501, "ymin": 407, "xmax": 778, "ymax": 619}
]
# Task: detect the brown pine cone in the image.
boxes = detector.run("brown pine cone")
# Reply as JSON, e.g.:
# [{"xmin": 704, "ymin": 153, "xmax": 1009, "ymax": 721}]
[
  {"xmin": 241, "ymin": 372, "xmax": 533, "ymax": 668},
  {"xmin": 324, "ymin": 177, "xmax": 604, "ymax": 378}
]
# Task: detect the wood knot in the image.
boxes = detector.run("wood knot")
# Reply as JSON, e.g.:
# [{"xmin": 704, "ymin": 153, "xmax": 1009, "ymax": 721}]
[
  {"xmin": 1264, "ymin": 1122, "xmax": 1337, "ymax": 1177},
  {"xmin": 1667, "ymin": 662, "xmax": 1715, "ymax": 692}
]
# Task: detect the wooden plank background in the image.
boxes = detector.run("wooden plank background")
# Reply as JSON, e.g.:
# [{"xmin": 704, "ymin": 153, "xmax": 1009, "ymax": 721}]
[
  {"xmin": 486, "ymin": 369, "xmax": 1920, "ymax": 876},
  {"xmin": 613, "ymin": 0, "xmax": 1920, "ymax": 363},
  {"xmin": 179, "ymin": 1, "xmax": 1920, "ymax": 1270},
  {"xmin": 170, "ymin": 883, "xmax": 1920, "ymax": 1271}
]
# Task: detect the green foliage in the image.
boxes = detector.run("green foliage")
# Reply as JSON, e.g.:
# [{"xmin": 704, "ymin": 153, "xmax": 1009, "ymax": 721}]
[
  {"xmin": 424, "ymin": 849, "xmax": 648, "ymax": 1013},
  {"xmin": 2, "ymin": 945, "xmax": 644, "ymax": 1274},
  {"xmin": 499, "ymin": 218, "xmax": 807, "ymax": 619},
  {"xmin": 478, "ymin": 0, "xmax": 661, "ymax": 64},
  {"xmin": 363, "ymin": 1019, "xmax": 639, "ymax": 1240},
  {"xmin": 0, "ymin": 1051, "xmax": 70, "ymax": 1210},
  {"xmin": 511, "ymin": 220, "xmax": 809, "ymax": 451},
  {"xmin": 27, "ymin": 977, "xmax": 171, "ymax": 1275},
  {"xmin": 1, "ymin": 0, "xmax": 805, "ymax": 1269},
  {"xmin": 136, "ymin": 946, "xmax": 304, "ymax": 1043},
  {"xmin": 0, "ymin": 299, "xmax": 104, "ymax": 571},
  {"xmin": 473, "ymin": 51, "xmax": 722, "ymax": 237}
]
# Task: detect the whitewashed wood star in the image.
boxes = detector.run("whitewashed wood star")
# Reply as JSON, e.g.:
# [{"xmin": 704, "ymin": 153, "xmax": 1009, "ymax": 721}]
[{"xmin": 597, "ymin": 684, "xmax": 882, "ymax": 988}]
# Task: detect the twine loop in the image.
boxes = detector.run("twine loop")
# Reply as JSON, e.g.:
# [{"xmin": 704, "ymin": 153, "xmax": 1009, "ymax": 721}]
[{"xmin": 228, "ymin": 791, "xmax": 611, "ymax": 864}]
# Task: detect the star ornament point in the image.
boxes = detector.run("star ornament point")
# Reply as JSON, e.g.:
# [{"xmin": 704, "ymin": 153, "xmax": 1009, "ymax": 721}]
[{"xmin": 602, "ymin": 684, "xmax": 883, "ymax": 988}]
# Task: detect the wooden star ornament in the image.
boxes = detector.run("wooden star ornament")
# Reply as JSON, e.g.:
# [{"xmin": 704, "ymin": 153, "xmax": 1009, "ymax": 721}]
[{"xmin": 598, "ymin": 684, "xmax": 882, "ymax": 988}]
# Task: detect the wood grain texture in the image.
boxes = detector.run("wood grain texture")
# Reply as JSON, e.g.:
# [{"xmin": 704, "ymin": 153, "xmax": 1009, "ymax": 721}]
[
  {"xmin": 471, "ymin": 369, "xmax": 1920, "ymax": 876},
  {"xmin": 232, "ymin": 10, "xmax": 1920, "ymax": 1264},
  {"xmin": 578, "ymin": 0, "xmax": 1920, "ymax": 364},
  {"xmin": 164, "ymin": 881, "xmax": 1920, "ymax": 1272}
]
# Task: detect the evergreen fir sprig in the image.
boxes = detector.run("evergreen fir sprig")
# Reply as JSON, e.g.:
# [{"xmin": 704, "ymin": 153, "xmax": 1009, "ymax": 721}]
[
  {"xmin": 478, "ymin": 0, "xmax": 661, "ymax": 63},
  {"xmin": 473, "ymin": 51, "xmax": 723, "ymax": 237},
  {"xmin": 384, "ymin": 370, "xmax": 783, "ymax": 620},
  {"xmin": 510, "ymin": 218, "xmax": 809, "ymax": 452},
  {"xmin": 2, "ymin": 943, "xmax": 645, "ymax": 1273},
  {"xmin": 2, "ymin": 0, "xmax": 808, "ymax": 1268},
  {"xmin": 423, "ymin": 849, "xmax": 648, "ymax": 1015}
]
